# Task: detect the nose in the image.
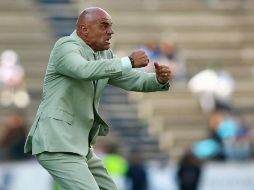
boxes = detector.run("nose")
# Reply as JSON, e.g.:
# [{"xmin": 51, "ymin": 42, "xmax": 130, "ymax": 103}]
[{"xmin": 107, "ymin": 27, "xmax": 114, "ymax": 35}]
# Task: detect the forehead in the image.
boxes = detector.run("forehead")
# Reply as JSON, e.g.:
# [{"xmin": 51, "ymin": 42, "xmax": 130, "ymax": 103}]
[{"xmin": 94, "ymin": 10, "xmax": 112, "ymax": 25}]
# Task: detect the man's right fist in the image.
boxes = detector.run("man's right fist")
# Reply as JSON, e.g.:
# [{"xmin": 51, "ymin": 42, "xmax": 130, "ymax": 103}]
[{"xmin": 129, "ymin": 50, "xmax": 149, "ymax": 68}]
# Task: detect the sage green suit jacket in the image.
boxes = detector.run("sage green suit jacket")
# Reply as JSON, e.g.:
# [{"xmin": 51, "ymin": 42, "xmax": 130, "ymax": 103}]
[{"xmin": 24, "ymin": 31, "xmax": 169, "ymax": 156}]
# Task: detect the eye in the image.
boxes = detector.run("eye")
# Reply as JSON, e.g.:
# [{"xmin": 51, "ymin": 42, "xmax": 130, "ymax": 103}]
[
  {"xmin": 100, "ymin": 21, "xmax": 112, "ymax": 30},
  {"xmin": 100, "ymin": 24, "xmax": 108, "ymax": 30}
]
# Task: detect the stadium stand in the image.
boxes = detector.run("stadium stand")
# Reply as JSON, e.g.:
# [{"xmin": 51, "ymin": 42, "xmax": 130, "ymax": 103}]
[
  {"xmin": 0, "ymin": 0, "xmax": 54, "ymax": 124},
  {"xmin": 77, "ymin": 0, "xmax": 254, "ymax": 160},
  {"xmin": 1, "ymin": 0, "xmax": 253, "ymax": 161}
]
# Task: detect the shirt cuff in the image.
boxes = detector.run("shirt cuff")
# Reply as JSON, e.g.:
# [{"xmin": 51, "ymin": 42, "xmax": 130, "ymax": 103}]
[{"xmin": 121, "ymin": 56, "xmax": 132, "ymax": 72}]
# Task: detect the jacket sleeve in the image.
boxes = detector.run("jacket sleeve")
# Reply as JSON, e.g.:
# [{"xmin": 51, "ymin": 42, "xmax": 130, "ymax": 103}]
[
  {"xmin": 108, "ymin": 68, "xmax": 170, "ymax": 92},
  {"xmin": 52, "ymin": 40, "xmax": 123, "ymax": 80}
]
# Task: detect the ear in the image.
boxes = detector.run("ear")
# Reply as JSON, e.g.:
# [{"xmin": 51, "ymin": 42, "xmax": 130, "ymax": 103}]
[{"xmin": 81, "ymin": 25, "xmax": 88, "ymax": 35}]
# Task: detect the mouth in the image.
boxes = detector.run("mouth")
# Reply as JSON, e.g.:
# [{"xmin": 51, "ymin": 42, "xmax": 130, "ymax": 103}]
[{"xmin": 105, "ymin": 37, "xmax": 111, "ymax": 44}]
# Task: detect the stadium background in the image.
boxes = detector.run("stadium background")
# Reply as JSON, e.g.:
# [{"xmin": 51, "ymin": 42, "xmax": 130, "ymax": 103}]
[{"xmin": 0, "ymin": 0, "xmax": 254, "ymax": 189}]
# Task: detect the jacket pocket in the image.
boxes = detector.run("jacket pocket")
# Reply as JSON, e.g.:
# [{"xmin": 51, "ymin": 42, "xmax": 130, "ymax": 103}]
[{"xmin": 47, "ymin": 109, "xmax": 74, "ymax": 125}]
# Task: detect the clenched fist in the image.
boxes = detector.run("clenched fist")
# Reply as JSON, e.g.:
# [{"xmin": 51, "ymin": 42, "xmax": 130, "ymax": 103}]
[{"xmin": 129, "ymin": 50, "xmax": 149, "ymax": 68}]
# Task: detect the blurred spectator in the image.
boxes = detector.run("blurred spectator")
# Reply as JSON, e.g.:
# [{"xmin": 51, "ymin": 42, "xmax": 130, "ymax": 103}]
[
  {"xmin": 0, "ymin": 113, "xmax": 30, "ymax": 161},
  {"xmin": 103, "ymin": 143, "xmax": 128, "ymax": 190},
  {"xmin": 136, "ymin": 39, "xmax": 161, "ymax": 72},
  {"xmin": 192, "ymin": 138, "xmax": 222, "ymax": 160},
  {"xmin": 197, "ymin": 109, "xmax": 253, "ymax": 161},
  {"xmin": 216, "ymin": 113, "xmax": 253, "ymax": 160},
  {"xmin": 158, "ymin": 40, "xmax": 187, "ymax": 83},
  {"xmin": 188, "ymin": 68, "xmax": 235, "ymax": 113},
  {"xmin": 177, "ymin": 149, "xmax": 202, "ymax": 190},
  {"xmin": 0, "ymin": 50, "xmax": 30, "ymax": 108},
  {"xmin": 126, "ymin": 151, "xmax": 147, "ymax": 190},
  {"xmin": 208, "ymin": 109, "xmax": 226, "ymax": 141},
  {"xmin": 206, "ymin": 109, "xmax": 228, "ymax": 160},
  {"xmin": 138, "ymin": 39, "xmax": 187, "ymax": 84},
  {"xmin": 139, "ymin": 39, "xmax": 161, "ymax": 61},
  {"xmin": 147, "ymin": 157, "xmax": 177, "ymax": 190}
]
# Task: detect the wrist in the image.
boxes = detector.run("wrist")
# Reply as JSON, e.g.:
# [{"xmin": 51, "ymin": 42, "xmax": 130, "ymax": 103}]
[
  {"xmin": 157, "ymin": 76, "xmax": 168, "ymax": 84},
  {"xmin": 128, "ymin": 56, "xmax": 135, "ymax": 68}
]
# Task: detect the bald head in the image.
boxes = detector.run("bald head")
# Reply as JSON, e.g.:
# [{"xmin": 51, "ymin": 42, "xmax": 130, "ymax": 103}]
[
  {"xmin": 76, "ymin": 7, "xmax": 114, "ymax": 52},
  {"xmin": 76, "ymin": 7, "xmax": 111, "ymax": 28}
]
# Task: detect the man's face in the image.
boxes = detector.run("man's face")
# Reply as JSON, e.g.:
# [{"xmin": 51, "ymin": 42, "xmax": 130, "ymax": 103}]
[{"xmin": 86, "ymin": 14, "xmax": 114, "ymax": 52}]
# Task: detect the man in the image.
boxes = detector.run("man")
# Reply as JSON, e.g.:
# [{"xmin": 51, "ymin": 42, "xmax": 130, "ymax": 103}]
[{"xmin": 24, "ymin": 7, "xmax": 172, "ymax": 190}]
